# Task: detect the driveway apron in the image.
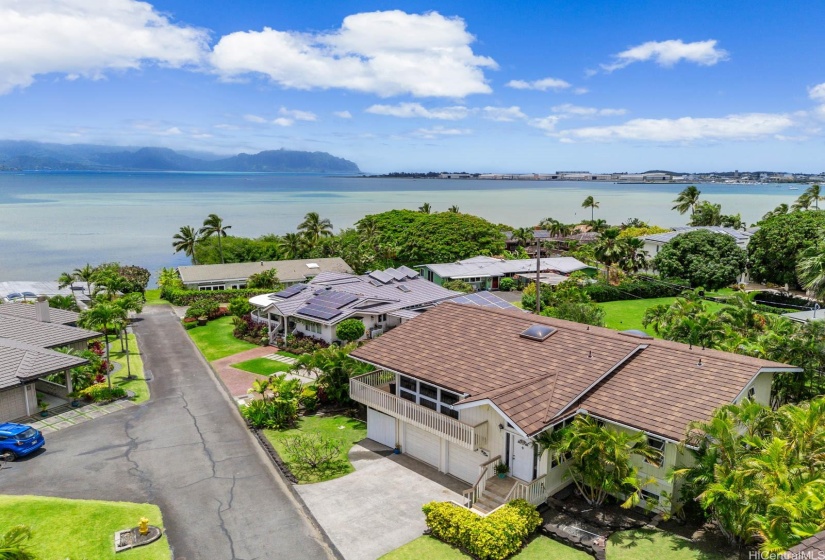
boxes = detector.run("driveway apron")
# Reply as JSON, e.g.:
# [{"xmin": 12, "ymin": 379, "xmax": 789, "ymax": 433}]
[{"xmin": 0, "ymin": 305, "xmax": 333, "ymax": 560}]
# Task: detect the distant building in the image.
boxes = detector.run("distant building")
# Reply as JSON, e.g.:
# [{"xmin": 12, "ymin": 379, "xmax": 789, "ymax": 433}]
[
  {"xmin": 177, "ymin": 258, "xmax": 353, "ymax": 291},
  {"xmin": 420, "ymin": 256, "xmax": 595, "ymax": 291}
]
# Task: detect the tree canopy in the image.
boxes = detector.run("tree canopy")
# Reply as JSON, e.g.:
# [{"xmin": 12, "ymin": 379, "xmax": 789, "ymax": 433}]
[
  {"xmin": 747, "ymin": 210, "xmax": 825, "ymax": 287},
  {"xmin": 653, "ymin": 230, "xmax": 746, "ymax": 289}
]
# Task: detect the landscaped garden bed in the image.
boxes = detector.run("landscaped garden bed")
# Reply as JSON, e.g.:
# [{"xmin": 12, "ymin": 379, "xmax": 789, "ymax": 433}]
[{"xmin": 379, "ymin": 535, "xmax": 590, "ymax": 560}]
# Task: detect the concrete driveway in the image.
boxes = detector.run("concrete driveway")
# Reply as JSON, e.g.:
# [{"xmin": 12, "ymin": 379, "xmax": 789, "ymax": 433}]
[
  {"xmin": 0, "ymin": 305, "xmax": 333, "ymax": 560},
  {"xmin": 297, "ymin": 440, "xmax": 464, "ymax": 560}
]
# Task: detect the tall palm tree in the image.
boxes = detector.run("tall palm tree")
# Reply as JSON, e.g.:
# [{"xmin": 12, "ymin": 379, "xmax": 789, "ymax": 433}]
[
  {"xmin": 792, "ymin": 193, "xmax": 813, "ymax": 211},
  {"xmin": 172, "ymin": 225, "xmax": 200, "ymax": 265},
  {"xmin": 512, "ymin": 227, "xmax": 534, "ymax": 247},
  {"xmin": 298, "ymin": 212, "xmax": 333, "ymax": 249},
  {"xmin": 803, "ymin": 184, "xmax": 823, "ymax": 210},
  {"xmin": 418, "ymin": 202, "xmax": 432, "ymax": 214},
  {"xmin": 447, "ymin": 205, "xmax": 460, "ymax": 213},
  {"xmin": 796, "ymin": 244, "xmax": 825, "ymax": 300},
  {"xmin": 57, "ymin": 272, "xmax": 75, "ymax": 290},
  {"xmin": 592, "ymin": 228, "xmax": 623, "ymax": 280},
  {"xmin": 581, "ymin": 195, "xmax": 599, "ymax": 222},
  {"xmin": 672, "ymin": 185, "xmax": 702, "ymax": 216},
  {"xmin": 279, "ymin": 232, "xmax": 306, "ymax": 259},
  {"xmin": 73, "ymin": 263, "xmax": 96, "ymax": 296},
  {"xmin": 199, "ymin": 214, "xmax": 231, "ymax": 264},
  {"xmin": 79, "ymin": 302, "xmax": 127, "ymax": 389}
]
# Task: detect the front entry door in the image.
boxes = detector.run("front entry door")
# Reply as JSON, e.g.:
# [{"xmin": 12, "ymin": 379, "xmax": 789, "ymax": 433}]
[{"xmin": 506, "ymin": 432, "xmax": 534, "ymax": 482}]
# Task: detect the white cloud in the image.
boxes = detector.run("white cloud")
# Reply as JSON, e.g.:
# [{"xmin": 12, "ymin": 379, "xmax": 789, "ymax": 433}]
[
  {"xmin": 244, "ymin": 114, "xmax": 268, "ymax": 123},
  {"xmin": 279, "ymin": 107, "xmax": 317, "ymax": 121},
  {"xmin": 482, "ymin": 106, "xmax": 526, "ymax": 121},
  {"xmin": 273, "ymin": 117, "xmax": 293, "ymax": 127},
  {"xmin": 366, "ymin": 102, "xmax": 469, "ymax": 120},
  {"xmin": 333, "ymin": 110, "xmax": 353, "ymax": 119},
  {"xmin": 809, "ymin": 83, "xmax": 825, "ymax": 102},
  {"xmin": 505, "ymin": 77, "xmax": 570, "ymax": 91},
  {"xmin": 411, "ymin": 126, "xmax": 471, "ymax": 139},
  {"xmin": 211, "ymin": 10, "xmax": 496, "ymax": 98},
  {"xmin": 529, "ymin": 115, "xmax": 562, "ymax": 133},
  {"xmin": 558, "ymin": 113, "xmax": 794, "ymax": 142},
  {"xmin": 156, "ymin": 127, "xmax": 182, "ymax": 136},
  {"xmin": 0, "ymin": 0, "xmax": 209, "ymax": 94},
  {"xmin": 573, "ymin": 87, "xmax": 589, "ymax": 95},
  {"xmin": 601, "ymin": 39, "xmax": 729, "ymax": 72},
  {"xmin": 552, "ymin": 103, "xmax": 627, "ymax": 117}
]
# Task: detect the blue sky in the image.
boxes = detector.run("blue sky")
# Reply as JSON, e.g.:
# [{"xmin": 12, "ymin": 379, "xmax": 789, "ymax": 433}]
[{"xmin": 2, "ymin": 0, "xmax": 825, "ymax": 173}]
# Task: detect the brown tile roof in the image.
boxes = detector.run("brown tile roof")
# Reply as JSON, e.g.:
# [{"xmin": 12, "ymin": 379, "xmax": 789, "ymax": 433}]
[
  {"xmin": 350, "ymin": 303, "xmax": 799, "ymax": 440},
  {"xmin": 785, "ymin": 530, "xmax": 825, "ymax": 558}
]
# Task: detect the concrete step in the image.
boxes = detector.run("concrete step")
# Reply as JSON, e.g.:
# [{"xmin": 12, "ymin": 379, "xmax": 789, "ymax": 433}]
[{"xmin": 473, "ymin": 497, "xmax": 500, "ymax": 513}]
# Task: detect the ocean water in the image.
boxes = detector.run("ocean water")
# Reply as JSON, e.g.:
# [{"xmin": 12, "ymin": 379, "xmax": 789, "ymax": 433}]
[{"xmin": 0, "ymin": 172, "xmax": 805, "ymax": 282}]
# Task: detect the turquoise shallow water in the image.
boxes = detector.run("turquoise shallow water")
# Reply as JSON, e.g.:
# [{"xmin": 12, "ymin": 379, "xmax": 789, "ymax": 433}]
[{"xmin": 0, "ymin": 172, "xmax": 805, "ymax": 281}]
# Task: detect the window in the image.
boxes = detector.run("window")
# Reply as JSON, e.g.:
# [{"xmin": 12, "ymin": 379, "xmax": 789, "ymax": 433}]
[
  {"xmin": 419, "ymin": 382, "xmax": 438, "ymax": 400},
  {"xmin": 420, "ymin": 398, "xmax": 437, "ymax": 411},
  {"xmin": 440, "ymin": 405, "xmax": 459, "ymax": 419},
  {"xmin": 400, "ymin": 390, "xmax": 416, "ymax": 402},
  {"xmin": 302, "ymin": 320, "xmax": 322, "ymax": 334},
  {"xmin": 747, "ymin": 387, "xmax": 756, "ymax": 400},
  {"xmin": 641, "ymin": 490, "xmax": 660, "ymax": 505},
  {"xmin": 399, "ymin": 376, "xmax": 416, "ymax": 392},
  {"xmin": 646, "ymin": 436, "xmax": 665, "ymax": 467},
  {"xmin": 441, "ymin": 391, "xmax": 459, "ymax": 406}
]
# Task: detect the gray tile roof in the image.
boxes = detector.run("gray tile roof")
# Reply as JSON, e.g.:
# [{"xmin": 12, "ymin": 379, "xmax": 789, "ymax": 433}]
[
  {"xmin": 0, "ymin": 338, "xmax": 88, "ymax": 389},
  {"xmin": 0, "ymin": 316, "xmax": 101, "ymax": 348},
  {"xmin": 250, "ymin": 270, "xmax": 461, "ymax": 326},
  {"xmin": 423, "ymin": 256, "xmax": 593, "ymax": 279},
  {"xmin": 0, "ymin": 302, "xmax": 79, "ymax": 325},
  {"xmin": 178, "ymin": 258, "xmax": 353, "ymax": 284},
  {"xmin": 641, "ymin": 226, "xmax": 754, "ymax": 244}
]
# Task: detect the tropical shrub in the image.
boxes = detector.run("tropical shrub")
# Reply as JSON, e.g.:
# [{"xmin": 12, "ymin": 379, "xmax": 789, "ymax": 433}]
[
  {"xmin": 542, "ymin": 300, "xmax": 605, "ymax": 326},
  {"xmin": 497, "ymin": 277, "xmax": 515, "ymax": 291},
  {"xmin": 160, "ymin": 287, "xmax": 270, "ymax": 306},
  {"xmin": 184, "ymin": 298, "xmax": 222, "ymax": 320},
  {"xmin": 299, "ymin": 386, "xmax": 318, "ymax": 412},
  {"xmin": 292, "ymin": 344, "xmax": 371, "ymax": 406},
  {"xmin": 748, "ymin": 210, "xmax": 825, "ymax": 287},
  {"xmin": 243, "ymin": 375, "xmax": 302, "ymax": 428},
  {"xmin": 335, "ymin": 319, "xmax": 365, "ymax": 342},
  {"xmin": 228, "ymin": 296, "xmax": 254, "ymax": 318},
  {"xmin": 232, "ymin": 315, "xmax": 268, "ymax": 344},
  {"xmin": 247, "ymin": 268, "xmax": 281, "ymax": 290},
  {"xmin": 283, "ymin": 433, "xmax": 342, "ymax": 473},
  {"xmin": 79, "ymin": 383, "xmax": 127, "ymax": 402},
  {"xmin": 422, "ymin": 499, "xmax": 541, "ymax": 560},
  {"xmin": 583, "ymin": 276, "xmax": 689, "ymax": 302},
  {"xmin": 653, "ymin": 230, "xmax": 747, "ymax": 289},
  {"xmin": 182, "ymin": 320, "xmax": 198, "ymax": 330},
  {"xmin": 443, "ymin": 279, "xmax": 474, "ymax": 293},
  {"xmin": 275, "ymin": 333, "xmax": 329, "ymax": 355}
]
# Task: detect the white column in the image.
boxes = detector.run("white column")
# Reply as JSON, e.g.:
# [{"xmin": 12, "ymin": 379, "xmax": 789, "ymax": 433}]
[{"xmin": 64, "ymin": 369, "xmax": 73, "ymax": 395}]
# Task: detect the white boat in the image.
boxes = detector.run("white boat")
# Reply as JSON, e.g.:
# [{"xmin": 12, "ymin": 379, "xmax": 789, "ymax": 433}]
[{"xmin": 789, "ymin": 187, "xmax": 799, "ymax": 190}]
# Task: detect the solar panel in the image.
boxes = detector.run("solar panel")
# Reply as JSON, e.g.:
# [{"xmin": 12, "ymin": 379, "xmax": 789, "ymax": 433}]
[
  {"xmin": 297, "ymin": 305, "xmax": 342, "ymax": 321},
  {"xmin": 384, "ymin": 268, "xmax": 407, "ymax": 281},
  {"xmin": 396, "ymin": 285, "xmax": 411, "ymax": 293},
  {"xmin": 449, "ymin": 291, "xmax": 516, "ymax": 310},
  {"xmin": 307, "ymin": 291, "xmax": 358, "ymax": 309},
  {"xmin": 396, "ymin": 265, "xmax": 420, "ymax": 278},
  {"xmin": 369, "ymin": 279, "xmax": 383, "ymax": 287},
  {"xmin": 368, "ymin": 270, "xmax": 394, "ymax": 284},
  {"xmin": 272, "ymin": 284, "xmax": 308, "ymax": 298}
]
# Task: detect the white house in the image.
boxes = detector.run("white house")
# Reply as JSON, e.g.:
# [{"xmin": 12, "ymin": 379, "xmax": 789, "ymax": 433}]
[
  {"xmin": 177, "ymin": 257, "xmax": 353, "ymax": 291},
  {"xmin": 349, "ymin": 303, "xmax": 799, "ymax": 513}
]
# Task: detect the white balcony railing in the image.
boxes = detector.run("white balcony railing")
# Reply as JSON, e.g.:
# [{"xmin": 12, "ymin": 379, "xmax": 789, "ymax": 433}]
[
  {"xmin": 504, "ymin": 474, "xmax": 547, "ymax": 506},
  {"xmin": 351, "ymin": 370, "xmax": 487, "ymax": 450}
]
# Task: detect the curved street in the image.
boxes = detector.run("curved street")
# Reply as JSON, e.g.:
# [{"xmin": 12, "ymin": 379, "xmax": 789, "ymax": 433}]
[{"xmin": 0, "ymin": 305, "xmax": 334, "ymax": 560}]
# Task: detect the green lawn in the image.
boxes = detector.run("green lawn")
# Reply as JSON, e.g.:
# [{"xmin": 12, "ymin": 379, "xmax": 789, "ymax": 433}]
[
  {"xmin": 608, "ymin": 528, "xmax": 734, "ymax": 560},
  {"xmin": 187, "ymin": 316, "xmax": 258, "ymax": 361},
  {"xmin": 232, "ymin": 357, "xmax": 292, "ymax": 375},
  {"xmin": 143, "ymin": 289, "xmax": 168, "ymax": 306},
  {"xmin": 599, "ymin": 296, "xmax": 728, "ymax": 336},
  {"xmin": 380, "ymin": 536, "xmax": 590, "ymax": 560},
  {"xmin": 0, "ymin": 495, "xmax": 169, "ymax": 560},
  {"xmin": 263, "ymin": 414, "xmax": 367, "ymax": 484},
  {"xmin": 108, "ymin": 333, "xmax": 150, "ymax": 403},
  {"xmin": 276, "ymin": 350, "xmax": 299, "ymax": 359}
]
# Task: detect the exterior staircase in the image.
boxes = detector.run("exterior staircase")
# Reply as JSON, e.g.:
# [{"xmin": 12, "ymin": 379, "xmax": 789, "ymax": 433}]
[{"xmin": 472, "ymin": 476, "xmax": 516, "ymax": 514}]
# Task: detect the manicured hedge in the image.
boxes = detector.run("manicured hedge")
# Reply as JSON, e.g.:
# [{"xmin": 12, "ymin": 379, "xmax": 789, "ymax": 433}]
[
  {"xmin": 753, "ymin": 291, "xmax": 818, "ymax": 308},
  {"xmin": 583, "ymin": 277, "xmax": 690, "ymax": 302},
  {"xmin": 422, "ymin": 499, "xmax": 541, "ymax": 560},
  {"xmin": 161, "ymin": 287, "xmax": 271, "ymax": 306}
]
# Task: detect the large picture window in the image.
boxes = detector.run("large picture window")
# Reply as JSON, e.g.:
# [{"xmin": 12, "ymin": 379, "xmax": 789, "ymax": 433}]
[{"xmin": 396, "ymin": 375, "xmax": 462, "ymax": 420}]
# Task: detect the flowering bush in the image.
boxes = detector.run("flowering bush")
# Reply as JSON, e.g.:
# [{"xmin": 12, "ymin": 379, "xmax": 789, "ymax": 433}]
[
  {"xmin": 79, "ymin": 383, "xmax": 127, "ymax": 402},
  {"xmin": 232, "ymin": 314, "xmax": 268, "ymax": 344},
  {"xmin": 275, "ymin": 333, "xmax": 329, "ymax": 355}
]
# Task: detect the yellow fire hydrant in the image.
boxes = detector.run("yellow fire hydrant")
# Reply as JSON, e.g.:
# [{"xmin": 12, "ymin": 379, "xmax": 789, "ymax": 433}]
[{"xmin": 139, "ymin": 517, "xmax": 149, "ymax": 536}]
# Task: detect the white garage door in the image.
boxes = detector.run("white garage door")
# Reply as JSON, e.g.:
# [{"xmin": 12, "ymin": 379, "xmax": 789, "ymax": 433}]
[
  {"xmin": 405, "ymin": 425, "xmax": 441, "ymax": 467},
  {"xmin": 0, "ymin": 385, "xmax": 27, "ymax": 422},
  {"xmin": 367, "ymin": 408, "xmax": 396, "ymax": 449},
  {"xmin": 448, "ymin": 443, "xmax": 482, "ymax": 484}
]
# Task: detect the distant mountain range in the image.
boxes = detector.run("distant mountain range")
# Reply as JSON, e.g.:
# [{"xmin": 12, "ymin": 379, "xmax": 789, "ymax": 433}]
[{"xmin": 0, "ymin": 141, "xmax": 361, "ymax": 173}]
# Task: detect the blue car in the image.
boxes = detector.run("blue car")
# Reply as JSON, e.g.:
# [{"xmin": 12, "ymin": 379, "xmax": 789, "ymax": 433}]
[{"xmin": 0, "ymin": 423, "xmax": 45, "ymax": 461}]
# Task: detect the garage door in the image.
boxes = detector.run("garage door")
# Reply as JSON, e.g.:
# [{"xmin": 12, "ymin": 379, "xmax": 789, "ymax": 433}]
[
  {"xmin": 367, "ymin": 408, "xmax": 396, "ymax": 449},
  {"xmin": 405, "ymin": 425, "xmax": 440, "ymax": 467},
  {"xmin": 448, "ymin": 443, "xmax": 482, "ymax": 485},
  {"xmin": 0, "ymin": 386, "xmax": 27, "ymax": 422}
]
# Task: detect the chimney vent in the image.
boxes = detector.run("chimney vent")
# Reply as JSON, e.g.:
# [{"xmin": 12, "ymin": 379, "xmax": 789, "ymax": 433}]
[{"xmin": 35, "ymin": 296, "xmax": 51, "ymax": 323}]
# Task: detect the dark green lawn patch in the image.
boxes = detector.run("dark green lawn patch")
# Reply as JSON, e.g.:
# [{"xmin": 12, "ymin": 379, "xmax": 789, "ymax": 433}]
[
  {"xmin": 232, "ymin": 357, "xmax": 292, "ymax": 375},
  {"xmin": 263, "ymin": 414, "xmax": 366, "ymax": 483},
  {"xmin": 187, "ymin": 316, "xmax": 258, "ymax": 361}
]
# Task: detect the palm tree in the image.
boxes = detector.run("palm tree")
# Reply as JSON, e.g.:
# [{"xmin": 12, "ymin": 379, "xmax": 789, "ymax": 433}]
[
  {"xmin": 792, "ymin": 193, "xmax": 813, "ymax": 211},
  {"xmin": 57, "ymin": 272, "xmax": 75, "ymax": 290},
  {"xmin": 581, "ymin": 195, "xmax": 599, "ymax": 222},
  {"xmin": 672, "ymin": 185, "xmax": 702, "ymax": 216},
  {"xmin": 199, "ymin": 214, "xmax": 231, "ymax": 264},
  {"xmin": 592, "ymin": 228, "xmax": 624, "ymax": 280},
  {"xmin": 512, "ymin": 227, "xmax": 534, "ymax": 247},
  {"xmin": 298, "ymin": 212, "xmax": 333, "ymax": 249},
  {"xmin": 418, "ymin": 202, "xmax": 432, "ymax": 214},
  {"xmin": 618, "ymin": 237, "xmax": 649, "ymax": 273},
  {"xmin": 279, "ymin": 233, "xmax": 306, "ymax": 259},
  {"xmin": 172, "ymin": 225, "xmax": 200, "ymax": 264},
  {"xmin": 803, "ymin": 184, "xmax": 823, "ymax": 210},
  {"xmin": 796, "ymin": 244, "xmax": 825, "ymax": 300},
  {"xmin": 79, "ymin": 301, "xmax": 127, "ymax": 389},
  {"xmin": 588, "ymin": 218, "xmax": 609, "ymax": 233},
  {"xmin": 73, "ymin": 263, "xmax": 96, "ymax": 296},
  {"xmin": 447, "ymin": 205, "xmax": 460, "ymax": 213},
  {"xmin": 48, "ymin": 295, "xmax": 78, "ymax": 312}
]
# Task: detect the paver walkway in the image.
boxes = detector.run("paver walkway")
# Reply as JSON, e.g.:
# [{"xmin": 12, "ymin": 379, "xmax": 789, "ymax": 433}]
[
  {"xmin": 211, "ymin": 346, "xmax": 274, "ymax": 398},
  {"xmin": 14, "ymin": 399, "xmax": 136, "ymax": 434},
  {"xmin": 263, "ymin": 352, "xmax": 297, "ymax": 365}
]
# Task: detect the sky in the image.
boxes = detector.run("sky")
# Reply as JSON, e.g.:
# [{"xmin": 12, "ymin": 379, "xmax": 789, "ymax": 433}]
[{"xmin": 2, "ymin": 0, "xmax": 825, "ymax": 173}]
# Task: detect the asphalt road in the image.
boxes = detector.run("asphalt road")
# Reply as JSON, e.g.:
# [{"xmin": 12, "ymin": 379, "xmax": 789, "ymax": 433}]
[{"xmin": 0, "ymin": 305, "xmax": 333, "ymax": 560}]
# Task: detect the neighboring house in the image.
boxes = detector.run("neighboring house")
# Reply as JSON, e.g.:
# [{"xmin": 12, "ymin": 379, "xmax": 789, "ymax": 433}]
[
  {"xmin": 0, "ymin": 299, "xmax": 100, "ymax": 422},
  {"xmin": 420, "ymin": 256, "xmax": 595, "ymax": 292},
  {"xmin": 177, "ymin": 257, "xmax": 353, "ymax": 291},
  {"xmin": 503, "ymin": 230, "xmax": 600, "ymax": 256},
  {"xmin": 0, "ymin": 281, "xmax": 88, "ymax": 304},
  {"xmin": 639, "ymin": 226, "xmax": 755, "ymax": 258},
  {"xmin": 348, "ymin": 303, "xmax": 799, "ymax": 513},
  {"xmin": 0, "ymin": 301, "xmax": 80, "ymax": 326},
  {"xmin": 249, "ymin": 267, "xmax": 465, "ymax": 344}
]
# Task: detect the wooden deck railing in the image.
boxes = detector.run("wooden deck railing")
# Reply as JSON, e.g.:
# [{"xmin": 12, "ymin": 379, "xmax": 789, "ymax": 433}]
[
  {"xmin": 350, "ymin": 370, "xmax": 487, "ymax": 450},
  {"xmin": 462, "ymin": 455, "xmax": 501, "ymax": 509},
  {"xmin": 503, "ymin": 474, "xmax": 547, "ymax": 506}
]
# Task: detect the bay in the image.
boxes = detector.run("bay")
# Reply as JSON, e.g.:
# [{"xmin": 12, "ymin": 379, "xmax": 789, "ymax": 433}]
[{"xmin": 0, "ymin": 171, "xmax": 805, "ymax": 282}]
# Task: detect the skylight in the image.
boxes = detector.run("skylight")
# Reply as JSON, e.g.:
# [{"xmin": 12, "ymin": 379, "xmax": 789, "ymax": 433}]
[
  {"xmin": 619, "ymin": 329, "xmax": 653, "ymax": 340},
  {"xmin": 306, "ymin": 263, "xmax": 320, "ymax": 269},
  {"xmin": 520, "ymin": 324, "xmax": 556, "ymax": 342}
]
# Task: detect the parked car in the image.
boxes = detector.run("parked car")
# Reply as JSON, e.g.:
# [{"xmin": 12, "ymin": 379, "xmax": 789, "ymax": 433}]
[{"xmin": 0, "ymin": 422, "xmax": 45, "ymax": 461}]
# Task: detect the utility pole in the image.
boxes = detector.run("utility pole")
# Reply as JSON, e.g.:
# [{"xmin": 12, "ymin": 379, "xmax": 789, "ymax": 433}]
[{"xmin": 535, "ymin": 237, "xmax": 541, "ymax": 315}]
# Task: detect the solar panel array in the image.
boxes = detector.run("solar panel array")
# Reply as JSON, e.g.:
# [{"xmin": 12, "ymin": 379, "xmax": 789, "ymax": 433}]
[
  {"xmin": 368, "ymin": 270, "xmax": 394, "ymax": 284},
  {"xmin": 396, "ymin": 265, "xmax": 420, "ymax": 278},
  {"xmin": 384, "ymin": 267, "xmax": 407, "ymax": 281},
  {"xmin": 448, "ymin": 291, "xmax": 516, "ymax": 310},
  {"xmin": 272, "ymin": 284, "xmax": 308, "ymax": 299},
  {"xmin": 396, "ymin": 285, "xmax": 411, "ymax": 293},
  {"xmin": 297, "ymin": 305, "xmax": 342, "ymax": 321},
  {"xmin": 306, "ymin": 291, "xmax": 359, "ymax": 309}
]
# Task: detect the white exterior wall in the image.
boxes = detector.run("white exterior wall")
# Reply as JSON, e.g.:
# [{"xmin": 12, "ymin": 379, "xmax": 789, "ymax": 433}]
[
  {"xmin": 735, "ymin": 371, "xmax": 773, "ymax": 405},
  {"xmin": 459, "ymin": 404, "xmax": 506, "ymax": 460}
]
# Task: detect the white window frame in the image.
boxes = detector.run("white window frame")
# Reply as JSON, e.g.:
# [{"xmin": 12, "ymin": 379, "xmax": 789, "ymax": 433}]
[{"xmin": 646, "ymin": 435, "xmax": 665, "ymax": 467}]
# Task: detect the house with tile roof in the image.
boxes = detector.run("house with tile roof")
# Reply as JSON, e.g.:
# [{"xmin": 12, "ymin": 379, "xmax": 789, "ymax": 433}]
[
  {"xmin": 249, "ymin": 268, "xmax": 519, "ymax": 344},
  {"xmin": 0, "ymin": 298, "xmax": 100, "ymax": 422},
  {"xmin": 348, "ymin": 303, "xmax": 800, "ymax": 513},
  {"xmin": 177, "ymin": 257, "xmax": 353, "ymax": 290}
]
